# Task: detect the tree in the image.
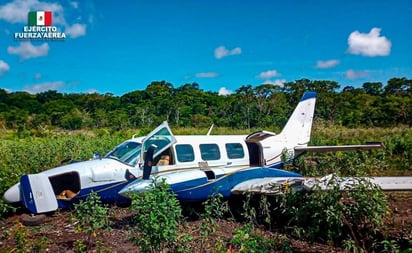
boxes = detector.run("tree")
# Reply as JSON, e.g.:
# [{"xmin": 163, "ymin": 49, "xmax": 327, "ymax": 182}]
[
  {"xmin": 383, "ymin": 77, "xmax": 411, "ymax": 96},
  {"xmin": 61, "ymin": 112, "xmax": 83, "ymax": 130},
  {"xmin": 381, "ymin": 95, "xmax": 411, "ymax": 126},
  {"xmin": 36, "ymin": 90, "xmax": 63, "ymax": 103},
  {"xmin": 254, "ymin": 84, "xmax": 282, "ymax": 127},
  {"xmin": 362, "ymin": 82, "xmax": 383, "ymax": 96},
  {"xmin": 44, "ymin": 99, "xmax": 76, "ymax": 126},
  {"xmin": 235, "ymin": 85, "xmax": 255, "ymax": 129}
]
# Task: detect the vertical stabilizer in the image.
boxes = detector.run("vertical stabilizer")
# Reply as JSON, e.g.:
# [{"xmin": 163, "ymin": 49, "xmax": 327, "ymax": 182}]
[{"xmin": 280, "ymin": 92, "xmax": 317, "ymax": 147}]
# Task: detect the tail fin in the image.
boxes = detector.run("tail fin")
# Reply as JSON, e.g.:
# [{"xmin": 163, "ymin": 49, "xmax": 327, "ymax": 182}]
[{"xmin": 280, "ymin": 92, "xmax": 317, "ymax": 147}]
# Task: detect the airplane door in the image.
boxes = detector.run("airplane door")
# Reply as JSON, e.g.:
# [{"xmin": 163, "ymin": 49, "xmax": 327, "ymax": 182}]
[
  {"xmin": 20, "ymin": 174, "xmax": 58, "ymax": 214},
  {"xmin": 245, "ymin": 131, "xmax": 277, "ymax": 167},
  {"xmin": 140, "ymin": 121, "xmax": 177, "ymax": 164}
]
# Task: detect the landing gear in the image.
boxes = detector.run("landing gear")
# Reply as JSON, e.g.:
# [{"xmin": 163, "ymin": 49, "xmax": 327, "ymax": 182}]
[{"xmin": 20, "ymin": 213, "xmax": 46, "ymax": 226}]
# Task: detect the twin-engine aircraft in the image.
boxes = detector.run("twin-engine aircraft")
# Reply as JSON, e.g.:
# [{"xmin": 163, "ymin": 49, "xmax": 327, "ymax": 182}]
[{"xmin": 4, "ymin": 92, "xmax": 406, "ymax": 215}]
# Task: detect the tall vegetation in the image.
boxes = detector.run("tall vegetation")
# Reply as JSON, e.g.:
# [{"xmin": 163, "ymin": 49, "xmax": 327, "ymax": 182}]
[
  {"xmin": 281, "ymin": 176, "xmax": 388, "ymax": 252},
  {"xmin": 0, "ymin": 78, "xmax": 411, "ymax": 131},
  {"xmin": 128, "ymin": 178, "xmax": 183, "ymax": 252},
  {"xmin": 72, "ymin": 191, "xmax": 111, "ymax": 252}
]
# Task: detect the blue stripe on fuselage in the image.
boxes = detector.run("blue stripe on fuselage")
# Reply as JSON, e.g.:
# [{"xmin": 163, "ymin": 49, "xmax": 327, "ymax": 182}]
[
  {"xmin": 172, "ymin": 167, "xmax": 302, "ymax": 201},
  {"xmin": 56, "ymin": 180, "xmax": 130, "ymax": 209},
  {"xmin": 56, "ymin": 163, "xmax": 302, "ymax": 208}
]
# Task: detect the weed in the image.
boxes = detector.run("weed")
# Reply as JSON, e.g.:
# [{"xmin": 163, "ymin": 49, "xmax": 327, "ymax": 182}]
[
  {"xmin": 230, "ymin": 224, "xmax": 277, "ymax": 252},
  {"xmin": 13, "ymin": 221, "xmax": 31, "ymax": 252},
  {"xmin": 241, "ymin": 193, "xmax": 272, "ymax": 228},
  {"xmin": 128, "ymin": 178, "xmax": 182, "ymax": 252},
  {"xmin": 242, "ymin": 193, "xmax": 258, "ymax": 226},
  {"xmin": 1, "ymin": 220, "xmax": 50, "ymax": 253},
  {"xmin": 379, "ymin": 239, "xmax": 400, "ymax": 253},
  {"xmin": 281, "ymin": 175, "xmax": 389, "ymax": 251},
  {"xmin": 197, "ymin": 192, "xmax": 230, "ymax": 251},
  {"xmin": 72, "ymin": 191, "xmax": 110, "ymax": 252}
]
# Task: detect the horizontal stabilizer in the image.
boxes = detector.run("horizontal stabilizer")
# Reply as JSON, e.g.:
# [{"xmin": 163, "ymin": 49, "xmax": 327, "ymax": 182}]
[{"xmin": 294, "ymin": 142, "xmax": 384, "ymax": 152}]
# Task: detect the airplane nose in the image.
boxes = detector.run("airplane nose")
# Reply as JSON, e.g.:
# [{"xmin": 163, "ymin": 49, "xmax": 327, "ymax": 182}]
[{"xmin": 3, "ymin": 184, "xmax": 21, "ymax": 203}]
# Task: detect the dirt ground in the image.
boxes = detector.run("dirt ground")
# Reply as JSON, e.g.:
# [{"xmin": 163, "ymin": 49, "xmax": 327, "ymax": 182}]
[{"xmin": 1, "ymin": 192, "xmax": 411, "ymax": 253}]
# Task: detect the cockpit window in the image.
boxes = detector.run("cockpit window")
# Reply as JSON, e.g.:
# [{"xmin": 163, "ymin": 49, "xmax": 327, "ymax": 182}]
[{"xmin": 105, "ymin": 141, "xmax": 141, "ymax": 166}]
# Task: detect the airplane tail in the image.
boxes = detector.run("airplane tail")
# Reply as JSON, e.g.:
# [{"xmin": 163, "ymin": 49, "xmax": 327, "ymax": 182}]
[{"xmin": 279, "ymin": 92, "xmax": 317, "ymax": 148}]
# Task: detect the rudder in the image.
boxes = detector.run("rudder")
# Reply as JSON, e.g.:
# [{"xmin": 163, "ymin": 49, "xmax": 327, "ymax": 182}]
[{"xmin": 280, "ymin": 92, "xmax": 317, "ymax": 147}]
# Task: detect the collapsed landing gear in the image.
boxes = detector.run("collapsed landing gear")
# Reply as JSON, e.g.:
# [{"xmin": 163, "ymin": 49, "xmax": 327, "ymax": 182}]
[{"xmin": 20, "ymin": 213, "xmax": 46, "ymax": 226}]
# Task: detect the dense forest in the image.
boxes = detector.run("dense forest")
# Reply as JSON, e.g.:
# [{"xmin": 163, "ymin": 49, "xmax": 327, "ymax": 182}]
[{"xmin": 0, "ymin": 77, "xmax": 411, "ymax": 132}]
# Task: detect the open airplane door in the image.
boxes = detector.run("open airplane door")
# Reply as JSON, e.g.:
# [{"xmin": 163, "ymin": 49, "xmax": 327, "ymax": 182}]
[
  {"xmin": 246, "ymin": 130, "xmax": 277, "ymax": 142},
  {"xmin": 140, "ymin": 121, "xmax": 177, "ymax": 163},
  {"xmin": 120, "ymin": 122, "xmax": 177, "ymax": 195},
  {"xmin": 20, "ymin": 174, "xmax": 58, "ymax": 214}
]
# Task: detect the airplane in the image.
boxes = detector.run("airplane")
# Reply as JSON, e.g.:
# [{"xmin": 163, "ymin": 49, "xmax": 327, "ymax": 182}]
[{"xmin": 3, "ymin": 91, "xmax": 410, "ymax": 215}]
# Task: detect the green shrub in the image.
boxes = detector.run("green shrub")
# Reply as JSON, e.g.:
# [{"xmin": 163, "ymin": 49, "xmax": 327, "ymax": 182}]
[
  {"xmin": 72, "ymin": 191, "xmax": 110, "ymax": 252},
  {"xmin": 128, "ymin": 178, "xmax": 182, "ymax": 252},
  {"xmin": 230, "ymin": 224, "xmax": 282, "ymax": 252},
  {"xmin": 280, "ymin": 175, "xmax": 388, "ymax": 251},
  {"xmin": 0, "ymin": 220, "xmax": 51, "ymax": 253}
]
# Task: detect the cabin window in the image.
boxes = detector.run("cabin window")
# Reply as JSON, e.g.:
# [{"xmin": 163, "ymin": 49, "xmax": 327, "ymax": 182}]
[
  {"xmin": 176, "ymin": 144, "xmax": 195, "ymax": 162},
  {"xmin": 226, "ymin": 143, "xmax": 245, "ymax": 159},
  {"xmin": 200, "ymin": 144, "xmax": 221, "ymax": 161}
]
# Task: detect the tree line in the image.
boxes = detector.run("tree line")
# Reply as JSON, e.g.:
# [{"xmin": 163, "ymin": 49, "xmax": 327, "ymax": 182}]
[{"xmin": 0, "ymin": 77, "xmax": 411, "ymax": 131}]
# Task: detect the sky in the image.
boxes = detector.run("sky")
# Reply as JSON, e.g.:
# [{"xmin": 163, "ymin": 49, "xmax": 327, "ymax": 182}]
[{"xmin": 0, "ymin": 0, "xmax": 411, "ymax": 96}]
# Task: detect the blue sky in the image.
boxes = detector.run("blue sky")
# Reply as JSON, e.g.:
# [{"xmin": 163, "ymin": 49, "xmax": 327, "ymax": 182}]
[{"xmin": 0, "ymin": 0, "xmax": 411, "ymax": 96}]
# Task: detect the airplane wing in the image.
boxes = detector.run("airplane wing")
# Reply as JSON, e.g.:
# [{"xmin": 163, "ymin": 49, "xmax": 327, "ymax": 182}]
[
  {"xmin": 231, "ymin": 177, "xmax": 305, "ymax": 195},
  {"xmin": 294, "ymin": 142, "xmax": 384, "ymax": 152},
  {"xmin": 231, "ymin": 175, "xmax": 412, "ymax": 195}
]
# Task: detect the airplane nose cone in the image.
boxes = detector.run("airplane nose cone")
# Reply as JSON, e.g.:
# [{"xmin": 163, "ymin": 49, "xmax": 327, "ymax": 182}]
[{"xmin": 3, "ymin": 184, "xmax": 21, "ymax": 203}]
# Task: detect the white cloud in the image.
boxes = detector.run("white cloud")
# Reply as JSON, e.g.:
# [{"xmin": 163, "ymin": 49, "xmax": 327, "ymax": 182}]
[
  {"xmin": 65, "ymin": 23, "xmax": 86, "ymax": 38},
  {"xmin": 8, "ymin": 42, "xmax": 49, "ymax": 60},
  {"xmin": 347, "ymin": 27, "xmax": 391, "ymax": 57},
  {"xmin": 34, "ymin": 73, "xmax": 42, "ymax": 80},
  {"xmin": 86, "ymin": 89, "xmax": 99, "ymax": 94},
  {"xmin": 257, "ymin": 69, "xmax": 280, "ymax": 79},
  {"xmin": 70, "ymin": 1, "xmax": 79, "ymax": 9},
  {"xmin": 0, "ymin": 0, "xmax": 63, "ymax": 24},
  {"xmin": 218, "ymin": 87, "xmax": 232, "ymax": 96},
  {"xmin": 0, "ymin": 60, "xmax": 10, "ymax": 76},
  {"xmin": 262, "ymin": 79, "xmax": 286, "ymax": 86},
  {"xmin": 88, "ymin": 14, "xmax": 94, "ymax": 24},
  {"xmin": 24, "ymin": 81, "xmax": 65, "ymax": 93},
  {"xmin": 345, "ymin": 69, "xmax": 369, "ymax": 79},
  {"xmin": 316, "ymin": 59, "xmax": 340, "ymax": 69},
  {"xmin": 195, "ymin": 72, "xmax": 219, "ymax": 78},
  {"xmin": 214, "ymin": 46, "xmax": 242, "ymax": 59}
]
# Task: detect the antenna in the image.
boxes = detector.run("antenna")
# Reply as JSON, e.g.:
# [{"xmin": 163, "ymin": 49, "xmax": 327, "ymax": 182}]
[{"xmin": 206, "ymin": 124, "xmax": 214, "ymax": 136}]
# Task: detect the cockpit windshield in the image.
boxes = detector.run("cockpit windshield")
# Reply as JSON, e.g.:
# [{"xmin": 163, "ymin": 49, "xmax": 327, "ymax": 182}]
[{"xmin": 104, "ymin": 141, "xmax": 141, "ymax": 166}]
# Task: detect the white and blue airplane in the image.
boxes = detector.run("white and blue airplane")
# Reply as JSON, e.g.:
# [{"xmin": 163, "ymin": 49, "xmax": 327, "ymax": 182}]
[{"xmin": 3, "ymin": 92, "xmax": 398, "ymax": 214}]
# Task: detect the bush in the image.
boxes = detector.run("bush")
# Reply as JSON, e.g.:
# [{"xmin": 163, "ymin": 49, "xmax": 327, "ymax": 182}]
[
  {"xmin": 72, "ymin": 191, "xmax": 110, "ymax": 252},
  {"xmin": 128, "ymin": 178, "xmax": 182, "ymax": 252},
  {"xmin": 279, "ymin": 175, "xmax": 389, "ymax": 252}
]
